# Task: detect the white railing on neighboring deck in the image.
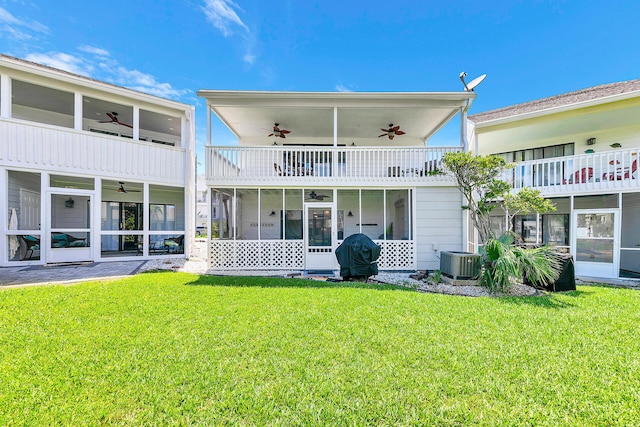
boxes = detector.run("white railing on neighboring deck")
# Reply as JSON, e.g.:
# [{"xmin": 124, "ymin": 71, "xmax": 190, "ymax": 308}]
[
  {"xmin": 206, "ymin": 145, "xmax": 461, "ymax": 183},
  {"xmin": 509, "ymin": 148, "xmax": 640, "ymax": 194},
  {"xmin": 0, "ymin": 118, "xmax": 186, "ymax": 184}
]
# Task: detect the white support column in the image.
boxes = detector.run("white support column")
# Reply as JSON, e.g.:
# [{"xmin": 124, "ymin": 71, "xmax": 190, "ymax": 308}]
[
  {"xmin": 183, "ymin": 106, "xmax": 196, "ymax": 257},
  {"xmin": 93, "ymin": 177, "xmax": 102, "ymax": 261},
  {"xmin": 333, "ymin": 107, "xmax": 338, "ymax": 176},
  {"xmin": 142, "ymin": 182, "xmax": 149, "ymax": 257},
  {"xmin": 41, "ymin": 172, "xmax": 49, "ymax": 264},
  {"xmin": 74, "ymin": 92, "xmax": 83, "ymax": 130},
  {"xmin": 0, "ymin": 167, "xmax": 6, "ymax": 265},
  {"xmin": 1, "ymin": 74, "xmax": 11, "ymax": 118},
  {"xmin": 207, "ymin": 105, "xmax": 212, "ymax": 145},
  {"xmin": 133, "ymin": 106, "xmax": 140, "ymax": 140},
  {"xmin": 460, "ymin": 106, "xmax": 468, "ymax": 151}
]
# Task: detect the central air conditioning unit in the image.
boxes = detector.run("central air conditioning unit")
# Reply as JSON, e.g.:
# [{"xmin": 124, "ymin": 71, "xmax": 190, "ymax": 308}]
[{"xmin": 440, "ymin": 251, "xmax": 481, "ymax": 280}]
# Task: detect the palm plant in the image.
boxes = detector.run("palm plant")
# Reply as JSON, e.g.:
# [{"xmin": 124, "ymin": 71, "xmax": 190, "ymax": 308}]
[{"xmin": 480, "ymin": 233, "xmax": 561, "ymax": 293}]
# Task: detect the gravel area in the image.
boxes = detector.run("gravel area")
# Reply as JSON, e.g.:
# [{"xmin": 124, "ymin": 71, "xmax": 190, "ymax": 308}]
[{"xmin": 372, "ymin": 272, "xmax": 541, "ymax": 297}]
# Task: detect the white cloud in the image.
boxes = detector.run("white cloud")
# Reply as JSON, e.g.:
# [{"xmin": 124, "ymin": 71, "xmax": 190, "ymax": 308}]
[
  {"xmin": 0, "ymin": 6, "xmax": 49, "ymax": 40},
  {"xmin": 25, "ymin": 52, "xmax": 93, "ymax": 76},
  {"xmin": 202, "ymin": 0, "xmax": 249, "ymax": 36},
  {"xmin": 23, "ymin": 49, "xmax": 188, "ymax": 100},
  {"xmin": 107, "ymin": 65, "xmax": 189, "ymax": 99},
  {"xmin": 78, "ymin": 45, "xmax": 110, "ymax": 57},
  {"xmin": 335, "ymin": 84, "xmax": 354, "ymax": 92},
  {"xmin": 243, "ymin": 53, "xmax": 256, "ymax": 65}
]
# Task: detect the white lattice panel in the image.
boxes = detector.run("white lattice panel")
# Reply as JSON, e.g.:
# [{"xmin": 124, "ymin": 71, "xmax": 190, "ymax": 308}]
[
  {"xmin": 375, "ymin": 240, "xmax": 415, "ymax": 270},
  {"xmin": 210, "ymin": 240, "xmax": 304, "ymax": 269}
]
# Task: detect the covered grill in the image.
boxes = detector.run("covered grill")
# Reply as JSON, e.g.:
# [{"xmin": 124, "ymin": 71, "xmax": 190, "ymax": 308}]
[{"xmin": 335, "ymin": 233, "xmax": 381, "ymax": 280}]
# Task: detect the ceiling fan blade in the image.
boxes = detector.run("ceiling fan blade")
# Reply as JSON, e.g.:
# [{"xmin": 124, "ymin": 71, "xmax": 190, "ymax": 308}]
[
  {"xmin": 395, "ymin": 130, "xmax": 406, "ymax": 136},
  {"xmin": 118, "ymin": 122, "xmax": 134, "ymax": 128},
  {"xmin": 280, "ymin": 134, "xmax": 286, "ymax": 138},
  {"xmin": 280, "ymin": 129, "xmax": 291, "ymax": 135},
  {"xmin": 378, "ymin": 133, "xmax": 387, "ymax": 137},
  {"xmin": 391, "ymin": 125, "xmax": 400, "ymax": 132}
]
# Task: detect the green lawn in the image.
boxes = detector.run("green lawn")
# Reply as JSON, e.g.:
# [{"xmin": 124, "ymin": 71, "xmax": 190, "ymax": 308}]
[{"xmin": 1, "ymin": 273, "xmax": 639, "ymax": 426}]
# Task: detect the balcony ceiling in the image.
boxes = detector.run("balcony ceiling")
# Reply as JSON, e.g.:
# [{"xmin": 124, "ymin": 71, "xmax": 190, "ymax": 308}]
[{"xmin": 198, "ymin": 91, "xmax": 476, "ymax": 146}]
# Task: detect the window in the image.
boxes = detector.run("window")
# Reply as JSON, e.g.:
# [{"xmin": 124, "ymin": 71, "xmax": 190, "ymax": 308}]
[{"xmin": 150, "ymin": 204, "xmax": 176, "ymax": 231}]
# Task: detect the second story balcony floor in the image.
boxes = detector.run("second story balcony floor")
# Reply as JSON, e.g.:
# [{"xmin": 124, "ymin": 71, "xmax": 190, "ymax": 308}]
[
  {"xmin": 205, "ymin": 145, "xmax": 461, "ymax": 186},
  {"xmin": 509, "ymin": 148, "xmax": 640, "ymax": 195}
]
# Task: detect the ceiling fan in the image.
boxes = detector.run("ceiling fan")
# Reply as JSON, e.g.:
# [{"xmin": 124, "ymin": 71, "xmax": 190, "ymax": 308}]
[
  {"xmin": 117, "ymin": 182, "xmax": 141, "ymax": 193},
  {"xmin": 99, "ymin": 112, "xmax": 133, "ymax": 128},
  {"xmin": 268, "ymin": 123, "xmax": 291, "ymax": 139},
  {"xmin": 306, "ymin": 190, "xmax": 329, "ymax": 201},
  {"xmin": 378, "ymin": 124, "xmax": 406, "ymax": 140}
]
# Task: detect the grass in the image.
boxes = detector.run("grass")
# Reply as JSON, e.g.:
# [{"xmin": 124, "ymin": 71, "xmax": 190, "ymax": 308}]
[{"xmin": 1, "ymin": 273, "xmax": 639, "ymax": 426}]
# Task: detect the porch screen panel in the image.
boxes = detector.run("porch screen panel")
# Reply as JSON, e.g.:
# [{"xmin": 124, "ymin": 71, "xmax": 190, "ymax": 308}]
[
  {"xmin": 237, "ymin": 189, "xmax": 258, "ymax": 240},
  {"xmin": 7, "ymin": 171, "xmax": 41, "ymax": 261},
  {"xmin": 385, "ymin": 189, "xmax": 411, "ymax": 240},
  {"xmin": 337, "ymin": 190, "xmax": 359, "ymax": 240},
  {"xmin": 211, "ymin": 189, "xmax": 232, "ymax": 239},
  {"xmin": 283, "ymin": 189, "xmax": 302, "ymax": 240},
  {"xmin": 620, "ymin": 193, "xmax": 640, "ymax": 278},
  {"xmin": 260, "ymin": 189, "xmax": 282, "ymax": 240},
  {"xmin": 360, "ymin": 190, "xmax": 384, "ymax": 240}
]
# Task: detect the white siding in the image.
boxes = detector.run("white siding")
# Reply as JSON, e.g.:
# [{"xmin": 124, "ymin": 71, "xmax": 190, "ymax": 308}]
[{"xmin": 415, "ymin": 187, "xmax": 463, "ymax": 270}]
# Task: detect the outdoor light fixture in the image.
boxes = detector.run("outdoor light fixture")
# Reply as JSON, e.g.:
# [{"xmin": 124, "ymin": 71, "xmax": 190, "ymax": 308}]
[
  {"xmin": 272, "ymin": 141, "xmax": 278, "ymax": 146},
  {"xmin": 348, "ymin": 211, "xmax": 354, "ymax": 217},
  {"xmin": 610, "ymin": 143, "xmax": 622, "ymax": 148},
  {"xmin": 65, "ymin": 197, "xmax": 75, "ymax": 208},
  {"xmin": 587, "ymin": 137, "xmax": 597, "ymax": 145},
  {"xmin": 269, "ymin": 210, "xmax": 276, "ymax": 216}
]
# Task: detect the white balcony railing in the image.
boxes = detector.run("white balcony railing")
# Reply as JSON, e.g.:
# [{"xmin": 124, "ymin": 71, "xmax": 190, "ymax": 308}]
[
  {"xmin": 0, "ymin": 118, "xmax": 187, "ymax": 184},
  {"xmin": 509, "ymin": 148, "xmax": 640, "ymax": 194},
  {"xmin": 205, "ymin": 145, "xmax": 461, "ymax": 184}
]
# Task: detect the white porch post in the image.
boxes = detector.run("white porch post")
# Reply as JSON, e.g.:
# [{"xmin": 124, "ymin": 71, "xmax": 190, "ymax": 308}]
[
  {"xmin": 74, "ymin": 92, "xmax": 83, "ymax": 130},
  {"xmin": 0, "ymin": 167, "xmax": 6, "ymax": 265},
  {"xmin": 132, "ymin": 106, "xmax": 140, "ymax": 141},
  {"xmin": 207, "ymin": 104, "xmax": 212, "ymax": 145},
  {"xmin": 142, "ymin": 182, "xmax": 149, "ymax": 257},
  {"xmin": 460, "ymin": 106, "xmax": 468, "ymax": 151},
  {"xmin": 0, "ymin": 74, "xmax": 11, "ymax": 118},
  {"xmin": 41, "ymin": 172, "xmax": 49, "ymax": 263},
  {"xmin": 93, "ymin": 177, "xmax": 102, "ymax": 261},
  {"xmin": 183, "ymin": 106, "xmax": 196, "ymax": 257},
  {"xmin": 333, "ymin": 106, "xmax": 338, "ymax": 177}
]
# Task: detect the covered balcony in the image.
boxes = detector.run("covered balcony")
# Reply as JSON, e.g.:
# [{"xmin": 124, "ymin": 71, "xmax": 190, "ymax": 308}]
[
  {"xmin": 205, "ymin": 145, "xmax": 460, "ymax": 185},
  {"xmin": 509, "ymin": 148, "xmax": 640, "ymax": 195}
]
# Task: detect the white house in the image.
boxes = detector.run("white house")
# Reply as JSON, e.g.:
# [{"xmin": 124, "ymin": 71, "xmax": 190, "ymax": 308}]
[
  {"xmin": 198, "ymin": 90, "xmax": 477, "ymax": 272},
  {"xmin": 470, "ymin": 80, "xmax": 640, "ymax": 280},
  {"xmin": 0, "ymin": 55, "xmax": 196, "ymax": 265}
]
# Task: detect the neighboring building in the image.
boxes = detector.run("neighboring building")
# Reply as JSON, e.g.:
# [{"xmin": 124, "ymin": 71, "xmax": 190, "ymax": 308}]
[
  {"xmin": 470, "ymin": 80, "xmax": 640, "ymax": 279},
  {"xmin": 196, "ymin": 174, "xmax": 208, "ymax": 236},
  {"xmin": 198, "ymin": 89, "xmax": 477, "ymax": 272},
  {"xmin": 1, "ymin": 55, "xmax": 196, "ymax": 265}
]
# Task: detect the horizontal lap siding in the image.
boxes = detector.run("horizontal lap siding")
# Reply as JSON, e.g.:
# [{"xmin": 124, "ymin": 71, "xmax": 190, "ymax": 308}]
[{"xmin": 415, "ymin": 187, "xmax": 463, "ymax": 271}]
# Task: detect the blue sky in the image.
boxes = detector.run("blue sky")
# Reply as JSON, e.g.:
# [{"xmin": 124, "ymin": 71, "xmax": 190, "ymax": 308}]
[{"xmin": 2, "ymin": 0, "xmax": 639, "ymax": 160}]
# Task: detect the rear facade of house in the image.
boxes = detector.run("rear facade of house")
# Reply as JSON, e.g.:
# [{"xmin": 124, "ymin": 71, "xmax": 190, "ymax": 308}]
[
  {"xmin": 470, "ymin": 80, "xmax": 640, "ymax": 280},
  {"xmin": 0, "ymin": 55, "xmax": 196, "ymax": 266}
]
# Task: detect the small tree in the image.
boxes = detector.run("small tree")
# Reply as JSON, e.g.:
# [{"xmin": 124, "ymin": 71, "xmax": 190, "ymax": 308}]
[
  {"xmin": 503, "ymin": 187, "xmax": 557, "ymax": 235},
  {"xmin": 442, "ymin": 152, "xmax": 561, "ymax": 292},
  {"xmin": 442, "ymin": 152, "xmax": 511, "ymax": 242}
]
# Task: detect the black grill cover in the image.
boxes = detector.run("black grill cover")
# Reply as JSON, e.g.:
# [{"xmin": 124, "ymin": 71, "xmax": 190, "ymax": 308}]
[{"xmin": 335, "ymin": 233, "xmax": 381, "ymax": 279}]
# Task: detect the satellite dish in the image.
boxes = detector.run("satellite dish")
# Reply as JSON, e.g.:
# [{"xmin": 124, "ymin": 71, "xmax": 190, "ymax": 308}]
[{"xmin": 466, "ymin": 74, "xmax": 487, "ymax": 92}]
